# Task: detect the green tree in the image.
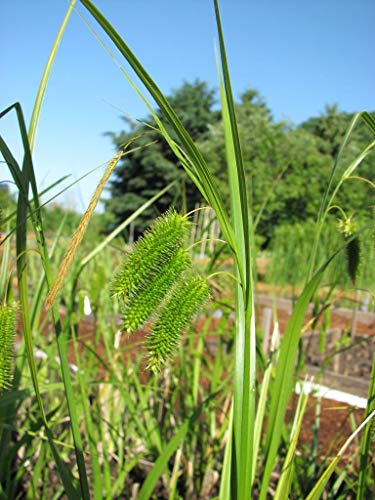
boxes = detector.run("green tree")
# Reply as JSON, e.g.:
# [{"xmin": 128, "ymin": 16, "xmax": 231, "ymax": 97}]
[
  {"xmin": 105, "ymin": 80, "xmax": 374, "ymax": 243},
  {"xmin": 105, "ymin": 80, "xmax": 218, "ymax": 236},
  {"xmin": 199, "ymin": 88, "xmax": 332, "ymax": 244},
  {"xmin": 301, "ymin": 103, "xmax": 349, "ymax": 157},
  {"xmin": 198, "ymin": 87, "xmax": 275, "ymax": 213}
]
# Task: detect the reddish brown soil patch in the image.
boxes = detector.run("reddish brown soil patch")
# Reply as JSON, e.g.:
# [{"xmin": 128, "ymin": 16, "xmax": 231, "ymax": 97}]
[{"xmin": 289, "ymin": 394, "xmax": 364, "ymax": 467}]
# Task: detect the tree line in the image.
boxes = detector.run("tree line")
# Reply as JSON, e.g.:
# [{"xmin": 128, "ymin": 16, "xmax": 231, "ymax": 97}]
[
  {"xmin": 105, "ymin": 80, "xmax": 374, "ymax": 247},
  {"xmin": 1, "ymin": 80, "xmax": 373, "ymax": 247}
]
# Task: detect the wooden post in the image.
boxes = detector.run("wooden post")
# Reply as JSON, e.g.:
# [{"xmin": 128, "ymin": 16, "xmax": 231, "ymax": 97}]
[
  {"xmin": 262, "ymin": 307, "xmax": 273, "ymax": 355},
  {"xmin": 331, "ymin": 328, "xmax": 341, "ymax": 373},
  {"xmin": 350, "ymin": 289, "xmax": 361, "ymax": 339}
]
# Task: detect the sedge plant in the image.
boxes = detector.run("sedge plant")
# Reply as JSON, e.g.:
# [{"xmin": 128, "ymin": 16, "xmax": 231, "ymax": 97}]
[
  {"xmin": 1, "ymin": 0, "xmax": 374, "ymax": 497},
  {"xmin": 77, "ymin": 0, "xmax": 375, "ymax": 498}
]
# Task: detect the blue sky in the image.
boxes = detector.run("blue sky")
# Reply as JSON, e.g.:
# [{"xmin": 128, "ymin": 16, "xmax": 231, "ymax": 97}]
[{"xmin": 1, "ymin": 0, "xmax": 374, "ymax": 211}]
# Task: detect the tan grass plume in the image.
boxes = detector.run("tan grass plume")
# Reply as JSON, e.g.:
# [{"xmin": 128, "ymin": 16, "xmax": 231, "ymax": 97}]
[{"xmin": 45, "ymin": 149, "xmax": 124, "ymax": 310}]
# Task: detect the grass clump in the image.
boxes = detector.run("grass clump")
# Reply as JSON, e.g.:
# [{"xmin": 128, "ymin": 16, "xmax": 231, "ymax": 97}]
[{"xmin": 1, "ymin": 1, "xmax": 374, "ymax": 497}]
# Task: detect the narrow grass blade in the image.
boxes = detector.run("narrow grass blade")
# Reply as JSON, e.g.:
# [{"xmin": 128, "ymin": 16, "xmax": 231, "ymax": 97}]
[
  {"xmin": 219, "ymin": 402, "xmax": 234, "ymax": 500},
  {"xmin": 132, "ymin": 376, "xmax": 163, "ymax": 454},
  {"xmin": 361, "ymin": 111, "xmax": 375, "ymax": 135},
  {"xmin": 326, "ymin": 139, "xmax": 375, "ymax": 216},
  {"xmin": 71, "ymin": 326, "xmax": 103, "ymax": 500},
  {"xmin": 28, "ymin": 0, "xmax": 77, "ymax": 152},
  {"xmin": 252, "ymin": 322, "xmax": 280, "ymax": 485},
  {"xmin": 308, "ymin": 113, "xmax": 374, "ymax": 280},
  {"xmin": 357, "ymin": 351, "xmax": 375, "ymax": 499},
  {"xmin": 259, "ymin": 272, "xmax": 327, "ymax": 499},
  {"xmin": 192, "ymin": 333, "xmax": 205, "ymax": 406},
  {"xmin": 78, "ymin": 0, "xmax": 237, "ymax": 257},
  {"xmin": 0, "ymin": 135, "xmax": 78, "ymax": 498},
  {"xmin": 1, "ymin": 103, "xmax": 85, "ymax": 499},
  {"xmin": 259, "ymin": 232, "xmax": 365, "ymax": 500},
  {"xmin": 306, "ymin": 409, "xmax": 375, "ymax": 500},
  {"xmin": 320, "ymin": 113, "xmax": 361, "ymax": 220},
  {"xmin": 214, "ymin": 1, "xmax": 251, "ymax": 271},
  {"xmin": 168, "ymin": 446, "xmax": 183, "ymax": 500},
  {"xmin": 214, "ymin": 1, "xmax": 254, "ymax": 495},
  {"xmin": 274, "ymin": 383, "xmax": 309, "ymax": 500},
  {"xmin": 0, "ymin": 219, "xmax": 11, "ymax": 300},
  {"xmin": 138, "ymin": 391, "xmax": 219, "ymax": 500}
]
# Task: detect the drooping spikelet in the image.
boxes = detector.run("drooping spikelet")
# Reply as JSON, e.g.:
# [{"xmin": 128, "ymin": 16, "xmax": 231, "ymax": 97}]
[
  {"xmin": 122, "ymin": 248, "xmax": 191, "ymax": 334},
  {"xmin": 111, "ymin": 209, "xmax": 190, "ymax": 300},
  {"xmin": 346, "ymin": 237, "xmax": 361, "ymax": 285},
  {"xmin": 110, "ymin": 208, "xmax": 212, "ymax": 371},
  {"xmin": 146, "ymin": 276, "xmax": 211, "ymax": 372},
  {"xmin": 338, "ymin": 217, "xmax": 361, "ymax": 285},
  {"xmin": 0, "ymin": 303, "xmax": 17, "ymax": 392}
]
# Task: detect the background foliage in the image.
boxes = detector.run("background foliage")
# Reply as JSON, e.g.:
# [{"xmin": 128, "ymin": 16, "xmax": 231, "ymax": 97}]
[{"xmin": 105, "ymin": 82, "xmax": 374, "ymax": 245}]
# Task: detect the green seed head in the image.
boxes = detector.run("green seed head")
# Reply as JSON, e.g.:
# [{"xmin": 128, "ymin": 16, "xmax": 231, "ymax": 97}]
[
  {"xmin": 112, "ymin": 209, "xmax": 190, "ymax": 300},
  {"xmin": 146, "ymin": 276, "xmax": 211, "ymax": 372},
  {"xmin": 338, "ymin": 216, "xmax": 361, "ymax": 285},
  {"xmin": 110, "ymin": 208, "xmax": 211, "ymax": 368},
  {"xmin": 346, "ymin": 236, "xmax": 361, "ymax": 285},
  {"xmin": 0, "ymin": 303, "xmax": 17, "ymax": 392},
  {"xmin": 122, "ymin": 248, "xmax": 191, "ymax": 334}
]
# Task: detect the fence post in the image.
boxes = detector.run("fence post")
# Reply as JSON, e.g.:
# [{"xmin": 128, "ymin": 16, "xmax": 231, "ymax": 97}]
[
  {"xmin": 331, "ymin": 328, "xmax": 341, "ymax": 373},
  {"xmin": 262, "ymin": 307, "xmax": 273, "ymax": 355}
]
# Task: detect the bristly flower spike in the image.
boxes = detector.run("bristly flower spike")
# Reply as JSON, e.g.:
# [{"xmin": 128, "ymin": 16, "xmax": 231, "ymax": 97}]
[
  {"xmin": 0, "ymin": 302, "xmax": 17, "ymax": 392},
  {"xmin": 338, "ymin": 216, "xmax": 361, "ymax": 285},
  {"xmin": 121, "ymin": 248, "xmax": 191, "ymax": 333},
  {"xmin": 110, "ymin": 208, "xmax": 212, "ymax": 371},
  {"xmin": 111, "ymin": 209, "xmax": 190, "ymax": 300},
  {"xmin": 146, "ymin": 276, "xmax": 211, "ymax": 372}
]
